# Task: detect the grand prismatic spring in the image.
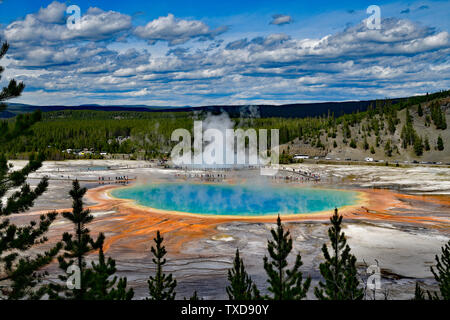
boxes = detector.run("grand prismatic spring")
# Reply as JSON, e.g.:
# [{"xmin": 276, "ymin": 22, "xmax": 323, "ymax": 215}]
[
  {"xmin": 4, "ymin": 160, "xmax": 450, "ymax": 300},
  {"xmin": 110, "ymin": 183, "xmax": 361, "ymax": 216}
]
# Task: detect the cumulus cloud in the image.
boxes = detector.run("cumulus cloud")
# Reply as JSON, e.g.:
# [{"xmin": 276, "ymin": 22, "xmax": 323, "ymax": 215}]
[
  {"xmin": 36, "ymin": 1, "xmax": 66, "ymax": 23},
  {"xmin": 2, "ymin": 2, "xmax": 449, "ymax": 107},
  {"xmin": 134, "ymin": 13, "xmax": 227, "ymax": 45},
  {"xmin": 270, "ymin": 14, "xmax": 293, "ymax": 26},
  {"xmin": 3, "ymin": 2, "xmax": 132, "ymax": 45}
]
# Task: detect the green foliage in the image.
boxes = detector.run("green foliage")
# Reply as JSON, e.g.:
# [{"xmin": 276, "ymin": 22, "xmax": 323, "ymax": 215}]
[
  {"xmin": 226, "ymin": 249, "xmax": 260, "ymax": 300},
  {"xmin": 0, "ymin": 64, "xmax": 57, "ymax": 299},
  {"xmin": 363, "ymin": 137, "xmax": 369, "ymax": 150},
  {"xmin": 417, "ymin": 104, "xmax": 423, "ymax": 117},
  {"xmin": 437, "ymin": 136, "xmax": 444, "ymax": 151},
  {"xmin": 0, "ymin": 41, "xmax": 25, "ymax": 113},
  {"xmin": 428, "ymin": 240, "xmax": 450, "ymax": 300},
  {"xmin": 279, "ymin": 150, "xmax": 294, "ymax": 164},
  {"xmin": 49, "ymin": 180, "xmax": 97, "ymax": 299},
  {"xmin": 0, "ymin": 153, "xmax": 60, "ymax": 299},
  {"xmin": 370, "ymin": 146, "xmax": 375, "ymax": 154},
  {"xmin": 415, "ymin": 240, "xmax": 450, "ymax": 300},
  {"xmin": 387, "ymin": 116, "xmax": 396, "ymax": 134},
  {"xmin": 185, "ymin": 291, "xmax": 201, "ymax": 300},
  {"xmin": 83, "ymin": 234, "xmax": 134, "ymax": 300},
  {"xmin": 147, "ymin": 231, "xmax": 177, "ymax": 300},
  {"xmin": 47, "ymin": 180, "xmax": 132, "ymax": 300},
  {"xmin": 1, "ymin": 91, "xmax": 450, "ymax": 160},
  {"xmin": 401, "ymin": 108, "xmax": 420, "ymax": 150},
  {"xmin": 424, "ymin": 136, "xmax": 430, "ymax": 151},
  {"xmin": 314, "ymin": 208, "xmax": 364, "ymax": 300},
  {"xmin": 430, "ymin": 102, "xmax": 447, "ymax": 130},
  {"xmin": 384, "ymin": 139, "xmax": 393, "ymax": 157},
  {"xmin": 413, "ymin": 135, "xmax": 424, "ymax": 156},
  {"xmin": 349, "ymin": 139, "xmax": 357, "ymax": 148},
  {"xmin": 413, "ymin": 282, "xmax": 426, "ymax": 300},
  {"xmin": 0, "ymin": 110, "xmax": 193, "ymax": 159},
  {"xmin": 263, "ymin": 215, "xmax": 311, "ymax": 300}
]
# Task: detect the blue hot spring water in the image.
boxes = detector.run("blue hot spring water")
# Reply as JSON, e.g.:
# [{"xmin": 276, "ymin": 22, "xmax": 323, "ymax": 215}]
[{"xmin": 110, "ymin": 183, "xmax": 360, "ymax": 216}]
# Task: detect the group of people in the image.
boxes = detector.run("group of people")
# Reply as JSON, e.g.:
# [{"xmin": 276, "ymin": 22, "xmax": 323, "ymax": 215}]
[
  {"xmin": 276, "ymin": 167, "xmax": 321, "ymax": 182},
  {"xmin": 175, "ymin": 172, "xmax": 227, "ymax": 182},
  {"xmin": 97, "ymin": 175, "xmax": 133, "ymax": 185},
  {"xmin": 270, "ymin": 174, "xmax": 320, "ymax": 183}
]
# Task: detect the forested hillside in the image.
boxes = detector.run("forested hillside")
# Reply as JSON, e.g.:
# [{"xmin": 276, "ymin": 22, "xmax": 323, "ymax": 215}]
[{"xmin": 0, "ymin": 90, "xmax": 448, "ymax": 162}]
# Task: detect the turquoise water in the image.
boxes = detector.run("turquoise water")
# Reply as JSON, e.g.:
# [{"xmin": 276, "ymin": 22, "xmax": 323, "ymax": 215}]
[
  {"xmin": 111, "ymin": 183, "xmax": 358, "ymax": 216},
  {"xmin": 111, "ymin": 183, "xmax": 360, "ymax": 216}
]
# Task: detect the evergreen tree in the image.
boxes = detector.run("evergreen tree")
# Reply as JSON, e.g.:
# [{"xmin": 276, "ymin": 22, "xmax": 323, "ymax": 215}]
[
  {"xmin": 263, "ymin": 215, "xmax": 311, "ymax": 300},
  {"xmin": 428, "ymin": 240, "xmax": 450, "ymax": 300},
  {"xmin": 0, "ymin": 152, "xmax": 61, "ymax": 299},
  {"xmin": 84, "ymin": 234, "xmax": 134, "ymax": 300},
  {"xmin": 226, "ymin": 249, "xmax": 260, "ymax": 300},
  {"xmin": 370, "ymin": 146, "xmax": 375, "ymax": 154},
  {"xmin": 437, "ymin": 136, "xmax": 444, "ymax": 151},
  {"xmin": 387, "ymin": 116, "xmax": 396, "ymax": 134},
  {"xmin": 415, "ymin": 240, "xmax": 450, "ymax": 300},
  {"xmin": 413, "ymin": 135, "xmax": 424, "ymax": 156},
  {"xmin": 384, "ymin": 139, "xmax": 392, "ymax": 157},
  {"xmin": 363, "ymin": 137, "xmax": 369, "ymax": 150},
  {"xmin": 314, "ymin": 208, "xmax": 364, "ymax": 300},
  {"xmin": 147, "ymin": 230, "xmax": 177, "ymax": 300},
  {"xmin": 0, "ymin": 48, "xmax": 56, "ymax": 298},
  {"xmin": 47, "ymin": 180, "xmax": 132, "ymax": 300},
  {"xmin": 0, "ymin": 41, "xmax": 25, "ymax": 113},
  {"xmin": 424, "ymin": 136, "xmax": 430, "ymax": 151},
  {"xmin": 185, "ymin": 291, "xmax": 201, "ymax": 300},
  {"xmin": 417, "ymin": 104, "xmax": 423, "ymax": 117},
  {"xmin": 401, "ymin": 108, "xmax": 419, "ymax": 149},
  {"xmin": 405, "ymin": 107, "xmax": 413, "ymax": 125},
  {"xmin": 430, "ymin": 102, "xmax": 447, "ymax": 130},
  {"xmin": 413, "ymin": 282, "xmax": 426, "ymax": 300}
]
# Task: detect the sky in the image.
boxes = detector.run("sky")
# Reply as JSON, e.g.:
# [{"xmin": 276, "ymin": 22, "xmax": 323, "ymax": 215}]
[{"xmin": 0, "ymin": 0, "xmax": 449, "ymax": 106}]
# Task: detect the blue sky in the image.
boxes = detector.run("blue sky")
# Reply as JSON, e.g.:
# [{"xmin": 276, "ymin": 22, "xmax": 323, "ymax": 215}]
[{"xmin": 0, "ymin": 0, "xmax": 449, "ymax": 106}]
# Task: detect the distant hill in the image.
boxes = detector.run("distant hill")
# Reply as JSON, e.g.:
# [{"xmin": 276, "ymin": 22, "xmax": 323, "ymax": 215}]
[
  {"xmin": 280, "ymin": 95, "xmax": 450, "ymax": 163},
  {"xmin": 0, "ymin": 103, "xmax": 183, "ymax": 118},
  {"xmin": 1, "ymin": 98, "xmax": 406, "ymax": 119}
]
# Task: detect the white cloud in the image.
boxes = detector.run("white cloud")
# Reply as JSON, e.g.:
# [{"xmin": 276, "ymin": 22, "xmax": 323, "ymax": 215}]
[
  {"xmin": 1, "ymin": 2, "xmax": 449, "ymax": 107},
  {"xmin": 3, "ymin": 3, "xmax": 131, "ymax": 45},
  {"xmin": 37, "ymin": 1, "xmax": 66, "ymax": 23},
  {"xmin": 270, "ymin": 14, "xmax": 293, "ymax": 26},
  {"xmin": 134, "ymin": 13, "xmax": 227, "ymax": 45}
]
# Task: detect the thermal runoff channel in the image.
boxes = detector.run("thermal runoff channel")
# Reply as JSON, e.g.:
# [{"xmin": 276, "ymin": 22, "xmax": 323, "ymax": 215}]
[{"xmin": 111, "ymin": 183, "xmax": 360, "ymax": 216}]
